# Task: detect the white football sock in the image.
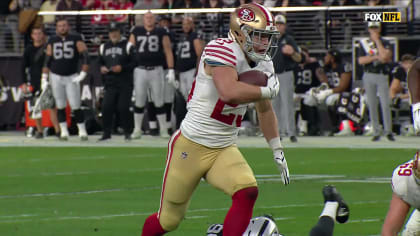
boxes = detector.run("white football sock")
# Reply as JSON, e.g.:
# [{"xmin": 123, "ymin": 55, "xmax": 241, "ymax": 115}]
[
  {"xmin": 77, "ymin": 123, "xmax": 87, "ymax": 136},
  {"xmin": 320, "ymin": 201, "xmax": 339, "ymax": 221},
  {"xmin": 157, "ymin": 114, "xmax": 167, "ymax": 133},
  {"xmin": 149, "ymin": 121, "xmax": 157, "ymax": 129},
  {"xmin": 133, "ymin": 113, "xmax": 144, "ymax": 132},
  {"xmin": 59, "ymin": 122, "xmax": 69, "ymax": 136}
]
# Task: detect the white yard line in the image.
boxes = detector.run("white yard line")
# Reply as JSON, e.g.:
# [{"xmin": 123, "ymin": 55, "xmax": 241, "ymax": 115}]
[
  {"xmin": 0, "ymin": 186, "xmax": 161, "ymax": 199},
  {"xmin": 0, "ymin": 200, "xmax": 388, "ymax": 224}
]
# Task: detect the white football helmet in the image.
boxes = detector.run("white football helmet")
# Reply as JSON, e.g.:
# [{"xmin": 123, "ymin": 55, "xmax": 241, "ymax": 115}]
[
  {"xmin": 243, "ymin": 216, "xmax": 280, "ymax": 236},
  {"xmin": 229, "ymin": 3, "xmax": 279, "ymax": 62}
]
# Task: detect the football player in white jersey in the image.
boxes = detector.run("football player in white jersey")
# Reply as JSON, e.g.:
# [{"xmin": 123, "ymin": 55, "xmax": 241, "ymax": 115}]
[
  {"xmin": 382, "ymin": 151, "xmax": 420, "ymax": 235},
  {"xmin": 141, "ymin": 3, "xmax": 287, "ymax": 236}
]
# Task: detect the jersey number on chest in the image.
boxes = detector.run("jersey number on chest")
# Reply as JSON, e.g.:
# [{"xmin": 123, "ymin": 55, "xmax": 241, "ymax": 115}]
[
  {"xmin": 53, "ymin": 41, "xmax": 74, "ymax": 59},
  {"xmin": 210, "ymin": 99, "xmax": 242, "ymax": 127},
  {"xmin": 137, "ymin": 35, "xmax": 159, "ymax": 53}
]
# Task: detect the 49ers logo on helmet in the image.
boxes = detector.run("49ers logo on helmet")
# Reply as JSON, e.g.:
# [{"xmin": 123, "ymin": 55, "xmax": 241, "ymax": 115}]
[{"xmin": 238, "ymin": 8, "xmax": 255, "ymax": 22}]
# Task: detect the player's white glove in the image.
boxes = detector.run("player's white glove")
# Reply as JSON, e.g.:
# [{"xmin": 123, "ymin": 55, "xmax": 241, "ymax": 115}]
[
  {"xmin": 412, "ymin": 103, "xmax": 420, "ymax": 133},
  {"xmin": 274, "ymin": 150, "xmax": 290, "ymax": 185},
  {"xmin": 72, "ymin": 71, "xmax": 87, "ymax": 83},
  {"xmin": 166, "ymin": 69, "xmax": 178, "ymax": 88},
  {"xmin": 269, "ymin": 137, "xmax": 290, "ymax": 185},
  {"xmin": 41, "ymin": 73, "xmax": 48, "ymax": 91},
  {"xmin": 260, "ymin": 74, "xmax": 280, "ymax": 99},
  {"xmin": 315, "ymin": 89, "xmax": 333, "ymax": 103}
]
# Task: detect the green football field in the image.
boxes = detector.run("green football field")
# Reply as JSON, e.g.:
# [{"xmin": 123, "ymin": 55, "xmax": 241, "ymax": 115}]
[{"xmin": 0, "ymin": 147, "xmax": 416, "ymax": 236}]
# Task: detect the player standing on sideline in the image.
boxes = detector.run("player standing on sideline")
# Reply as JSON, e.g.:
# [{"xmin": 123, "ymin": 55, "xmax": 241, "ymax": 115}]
[
  {"xmin": 141, "ymin": 3, "xmax": 287, "ymax": 236},
  {"xmin": 357, "ymin": 22, "xmax": 394, "ymax": 141},
  {"xmin": 272, "ymin": 14, "xmax": 305, "ymax": 143},
  {"xmin": 382, "ymin": 151, "xmax": 420, "ymax": 235},
  {"xmin": 42, "ymin": 18, "xmax": 89, "ymax": 141},
  {"xmin": 175, "ymin": 16, "xmax": 204, "ymax": 100},
  {"xmin": 97, "ymin": 22, "xmax": 136, "ymax": 141},
  {"xmin": 130, "ymin": 12, "xmax": 175, "ymax": 139},
  {"xmin": 408, "ymin": 58, "xmax": 420, "ymax": 134},
  {"xmin": 21, "ymin": 27, "xmax": 60, "ymax": 138}
]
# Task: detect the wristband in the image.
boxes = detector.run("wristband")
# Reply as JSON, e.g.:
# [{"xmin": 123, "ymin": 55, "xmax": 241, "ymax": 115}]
[{"xmin": 269, "ymin": 137, "xmax": 283, "ymax": 151}]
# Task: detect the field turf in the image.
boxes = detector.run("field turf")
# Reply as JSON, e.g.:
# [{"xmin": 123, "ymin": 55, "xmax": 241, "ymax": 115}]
[{"xmin": 0, "ymin": 147, "xmax": 416, "ymax": 236}]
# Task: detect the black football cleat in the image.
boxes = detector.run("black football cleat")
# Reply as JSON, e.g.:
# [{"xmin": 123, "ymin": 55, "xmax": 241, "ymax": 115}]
[
  {"xmin": 386, "ymin": 134, "xmax": 395, "ymax": 141},
  {"xmin": 371, "ymin": 136, "xmax": 380, "ymax": 142},
  {"xmin": 290, "ymin": 136, "xmax": 297, "ymax": 143},
  {"xmin": 97, "ymin": 136, "xmax": 111, "ymax": 142},
  {"xmin": 322, "ymin": 185, "xmax": 349, "ymax": 224}
]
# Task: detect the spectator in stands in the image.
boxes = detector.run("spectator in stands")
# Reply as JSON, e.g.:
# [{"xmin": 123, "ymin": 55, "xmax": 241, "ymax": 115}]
[
  {"xmin": 222, "ymin": 0, "xmax": 236, "ymax": 7},
  {"xmin": 82, "ymin": 0, "xmax": 110, "ymax": 45},
  {"xmin": 56, "ymin": 0, "xmax": 84, "ymax": 33},
  {"xmin": 114, "ymin": 0, "xmax": 133, "ymax": 23},
  {"xmin": 22, "ymin": 27, "xmax": 60, "ymax": 138},
  {"xmin": 199, "ymin": 0, "xmax": 225, "ymax": 41},
  {"xmin": 40, "ymin": 0, "xmax": 59, "ymax": 36},
  {"xmin": 264, "ymin": 0, "xmax": 288, "ymax": 7},
  {"xmin": 9, "ymin": 0, "xmax": 43, "ymax": 49},
  {"xmin": 178, "ymin": 0, "xmax": 202, "ymax": 8},
  {"xmin": 357, "ymin": 22, "xmax": 394, "ymax": 141},
  {"xmin": 161, "ymin": 0, "xmax": 183, "ymax": 24},
  {"xmin": 272, "ymin": 14, "xmax": 305, "ymax": 143},
  {"xmin": 134, "ymin": 0, "xmax": 161, "ymax": 25},
  {"xmin": 0, "ymin": 0, "xmax": 19, "ymax": 53},
  {"xmin": 234, "ymin": 0, "xmax": 251, "ymax": 6}
]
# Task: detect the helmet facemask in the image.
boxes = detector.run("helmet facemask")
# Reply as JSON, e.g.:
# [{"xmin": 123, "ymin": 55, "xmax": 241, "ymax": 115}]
[{"xmin": 241, "ymin": 24, "xmax": 279, "ymax": 62}]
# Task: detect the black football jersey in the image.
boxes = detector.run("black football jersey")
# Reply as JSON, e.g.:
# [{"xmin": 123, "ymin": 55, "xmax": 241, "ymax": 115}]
[
  {"xmin": 176, "ymin": 31, "xmax": 199, "ymax": 72},
  {"xmin": 391, "ymin": 64, "xmax": 408, "ymax": 93},
  {"xmin": 130, "ymin": 26, "xmax": 167, "ymax": 66},
  {"xmin": 48, "ymin": 34, "xmax": 82, "ymax": 76},
  {"xmin": 294, "ymin": 61, "xmax": 321, "ymax": 93},
  {"xmin": 23, "ymin": 44, "xmax": 46, "ymax": 91},
  {"xmin": 324, "ymin": 62, "xmax": 352, "ymax": 91}
]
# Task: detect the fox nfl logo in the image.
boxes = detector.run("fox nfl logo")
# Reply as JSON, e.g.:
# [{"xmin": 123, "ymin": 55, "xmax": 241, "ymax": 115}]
[{"xmin": 364, "ymin": 12, "xmax": 401, "ymax": 22}]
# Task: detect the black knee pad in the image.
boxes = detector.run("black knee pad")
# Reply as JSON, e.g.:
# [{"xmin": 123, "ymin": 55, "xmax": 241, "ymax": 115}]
[
  {"xmin": 134, "ymin": 106, "xmax": 144, "ymax": 114},
  {"xmin": 74, "ymin": 109, "xmax": 84, "ymax": 123},
  {"xmin": 57, "ymin": 109, "xmax": 66, "ymax": 123}
]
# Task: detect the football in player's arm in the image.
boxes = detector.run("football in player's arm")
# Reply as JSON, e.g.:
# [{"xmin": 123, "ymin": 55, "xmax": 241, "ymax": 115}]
[
  {"xmin": 408, "ymin": 58, "xmax": 420, "ymax": 133},
  {"xmin": 141, "ymin": 4, "xmax": 288, "ymax": 236}
]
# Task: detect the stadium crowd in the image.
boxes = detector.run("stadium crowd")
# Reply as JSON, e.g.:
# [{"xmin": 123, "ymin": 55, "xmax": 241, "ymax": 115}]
[{"xmin": 0, "ymin": 0, "xmax": 419, "ymax": 142}]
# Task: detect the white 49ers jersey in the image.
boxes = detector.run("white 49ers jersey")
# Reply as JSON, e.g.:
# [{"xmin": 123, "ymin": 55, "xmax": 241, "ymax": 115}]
[
  {"xmin": 180, "ymin": 37, "xmax": 274, "ymax": 148},
  {"xmin": 391, "ymin": 160, "xmax": 420, "ymax": 209}
]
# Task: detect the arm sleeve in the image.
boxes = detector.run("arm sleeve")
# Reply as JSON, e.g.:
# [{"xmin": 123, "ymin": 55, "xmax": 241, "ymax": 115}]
[
  {"xmin": 98, "ymin": 44, "xmax": 105, "ymax": 66},
  {"xmin": 22, "ymin": 48, "xmax": 30, "ymax": 83},
  {"xmin": 121, "ymin": 42, "xmax": 137, "ymax": 73}
]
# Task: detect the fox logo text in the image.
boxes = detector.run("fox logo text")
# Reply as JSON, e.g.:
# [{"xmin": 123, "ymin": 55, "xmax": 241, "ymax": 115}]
[{"xmin": 364, "ymin": 12, "xmax": 401, "ymax": 22}]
